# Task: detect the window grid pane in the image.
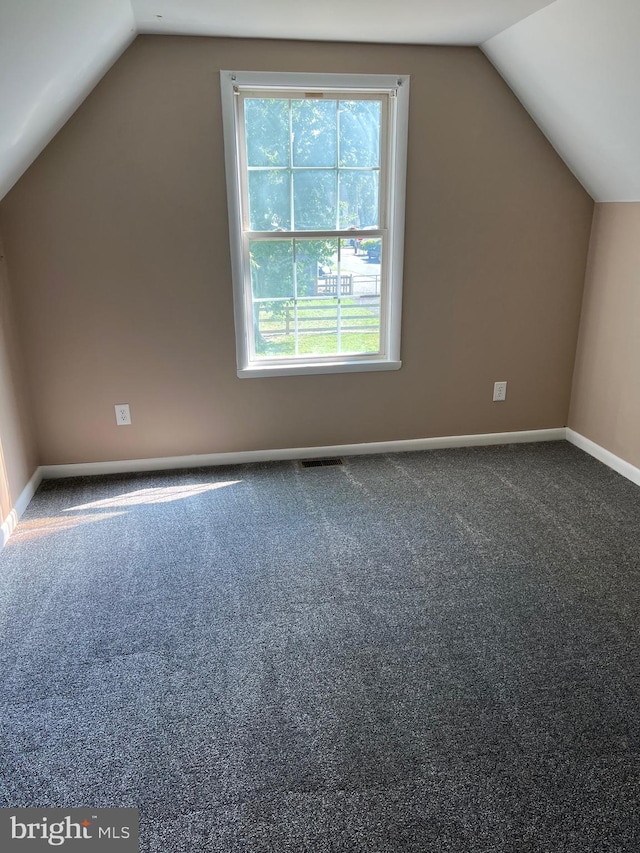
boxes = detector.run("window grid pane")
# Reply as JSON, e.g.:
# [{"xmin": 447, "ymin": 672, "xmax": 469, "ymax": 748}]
[
  {"xmin": 247, "ymin": 236, "xmax": 382, "ymax": 361},
  {"xmin": 244, "ymin": 96, "xmax": 382, "ymax": 234}
]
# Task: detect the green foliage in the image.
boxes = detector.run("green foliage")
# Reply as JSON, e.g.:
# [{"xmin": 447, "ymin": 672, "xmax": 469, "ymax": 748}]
[
  {"xmin": 244, "ymin": 96, "xmax": 381, "ymax": 232},
  {"xmin": 249, "ymin": 239, "xmax": 337, "ymax": 344},
  {"xmin": 245, "ymin": 99, "xmax": 289, "ymax": 167}
]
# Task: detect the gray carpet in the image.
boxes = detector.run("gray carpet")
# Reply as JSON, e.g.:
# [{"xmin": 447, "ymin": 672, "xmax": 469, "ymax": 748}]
[{"xmin": 1, "ymin": 441, "xmax": 640, "ymax": 851}]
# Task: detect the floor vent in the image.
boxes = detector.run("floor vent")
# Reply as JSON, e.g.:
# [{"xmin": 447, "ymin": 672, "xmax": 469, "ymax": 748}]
[{"xmin": 299, "ymin": 457, "xmax": 344, "ymax": 469}]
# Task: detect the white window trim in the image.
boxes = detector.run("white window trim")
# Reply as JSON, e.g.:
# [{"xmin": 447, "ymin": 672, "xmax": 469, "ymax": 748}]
[{"xmin": 220, "ymin": 70, "xmax": 410, "ymax": 378}]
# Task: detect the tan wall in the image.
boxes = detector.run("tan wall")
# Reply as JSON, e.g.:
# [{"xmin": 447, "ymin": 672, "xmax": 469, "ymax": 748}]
[
  {"xmin": 569, "ymin": 203, "xmax": 640, "ymax": 469},
  {"xmin": 0, "ymin": 36, "xmax": 593, "ymax": 465},
  {"xmin": 0, "ymin": 232, "xmax": 37, "ymax": 525}
]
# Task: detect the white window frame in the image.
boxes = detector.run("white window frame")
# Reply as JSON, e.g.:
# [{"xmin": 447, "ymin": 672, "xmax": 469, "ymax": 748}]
[{"xmin": 220, "ymin": 70, "xmax": 410, "ymax": 378}]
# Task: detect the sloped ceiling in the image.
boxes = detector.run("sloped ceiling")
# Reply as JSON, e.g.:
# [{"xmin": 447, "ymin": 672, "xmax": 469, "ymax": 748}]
[
  {"xmin": 0, "ymin": 0, "xmax": 136, "ymax": 203},
  {"xmin": 0, "ymin": 0, "xmax": 637, "ymax": 205},
  {"xmin": 483, "ymin": 0, "xmax": 640, "ymax": 202}
]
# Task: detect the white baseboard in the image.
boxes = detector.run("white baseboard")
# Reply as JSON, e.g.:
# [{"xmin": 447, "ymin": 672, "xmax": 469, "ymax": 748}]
[
  {"xmin": 39, "ymin": 428, "xmax": 566, "ymax": 480},
  {"xmin": 0, "ymin": 467, "xmax": 43, "ymax": 551},
  {"xmin": 566, "ymin": 428, "xmax": 640, "ymax": 488},
  {"xmin": 3, "ymin": 429, "xmax": 636, "ymax": 552}
]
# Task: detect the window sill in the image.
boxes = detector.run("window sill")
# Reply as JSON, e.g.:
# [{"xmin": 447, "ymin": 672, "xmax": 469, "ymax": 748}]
[{"xmin": 237, "ymin": 359, "xmax": 402, "ymax": 379}]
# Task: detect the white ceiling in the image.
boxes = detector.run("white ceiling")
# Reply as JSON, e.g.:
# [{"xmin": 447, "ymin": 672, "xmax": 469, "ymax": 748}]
[
  {"xmin": 0, "ymin": 0, "xmax": 135, "ymax": 203},
  {"xmin": 0, "ymin": 0, "xmax": 638, "ymax": 205},
  {"xmin": 132, "ymin": 0, "xmax": 556, "ymax": 45},
  {"xmin": 484, "ymin": 0, "xmax": 640, "ymax": 201}
]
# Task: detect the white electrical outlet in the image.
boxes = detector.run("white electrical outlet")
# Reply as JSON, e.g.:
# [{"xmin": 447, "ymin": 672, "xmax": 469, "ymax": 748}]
[
  {"xmin": 115, "ymin": 404, "xmax": 131, "ymax": 425},
  {"xmin": 493, "ymin": 381, "xmax": 507, "ymax": 402}
]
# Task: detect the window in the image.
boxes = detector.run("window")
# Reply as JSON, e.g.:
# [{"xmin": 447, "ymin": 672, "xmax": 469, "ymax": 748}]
[{"xmin": 220, "ymin": 71, "xmax": 409, "ymax": 377}]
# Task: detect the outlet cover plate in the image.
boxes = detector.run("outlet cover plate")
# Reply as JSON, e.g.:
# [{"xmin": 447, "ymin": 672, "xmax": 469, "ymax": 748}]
[
  {"xmin": 493, "ymin": 381, "xmax": 507, "ymax": 402},
  {"xmin": 115, "ymin": 404, "xmax": 131, "ymax": 425}
]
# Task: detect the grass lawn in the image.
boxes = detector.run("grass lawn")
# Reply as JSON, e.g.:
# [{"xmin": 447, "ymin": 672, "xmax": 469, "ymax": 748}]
[
  {"xmin": 255, "ymin": 298, "xmax": 381, "ymax": 357},
  {"xmin": 257, "ymin": 331, "xmax": 380, "ymax": 357}
]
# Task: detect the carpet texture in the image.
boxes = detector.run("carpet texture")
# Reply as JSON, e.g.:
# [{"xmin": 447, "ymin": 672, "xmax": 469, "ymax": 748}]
[{"xmin": 1, "ymin": 441, "xmax": 639, "ymax": 851}]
